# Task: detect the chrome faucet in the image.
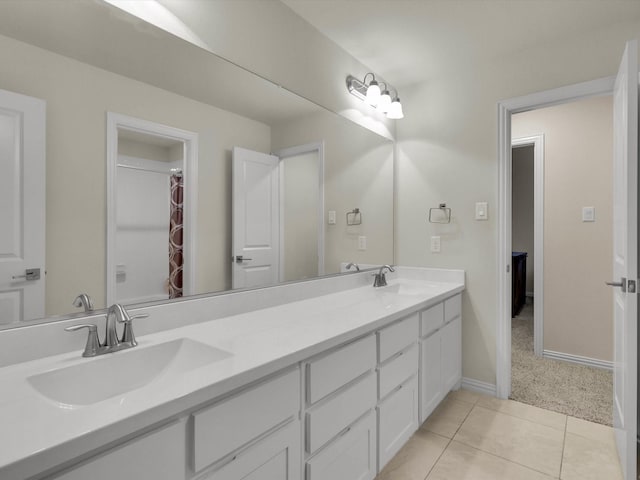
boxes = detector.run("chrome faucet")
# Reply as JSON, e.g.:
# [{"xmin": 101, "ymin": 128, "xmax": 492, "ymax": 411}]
[
  {"xmin": 72, "ymin": 293, "xmax": 94, "ymax": 312},
  {"xmin": 373, "ymin": 265, "xmax": 395, "ymax": 287},
  {"xmin": 346, "ymin": 262, "xmax": 360, "ymax": 271},
  {"xmin": 105, "ymin": 303, "xmax": 137, "ymax": 349},
  {"xmin": 65, "ymin": 304, "xmax": 148, "ymax": 357}
]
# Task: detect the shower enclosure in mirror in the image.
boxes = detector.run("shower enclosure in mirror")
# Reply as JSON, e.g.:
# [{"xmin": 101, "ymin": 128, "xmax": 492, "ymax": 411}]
[{"xmin": 0, "ymin": 0, "xmax": 394, "ymax": 328}]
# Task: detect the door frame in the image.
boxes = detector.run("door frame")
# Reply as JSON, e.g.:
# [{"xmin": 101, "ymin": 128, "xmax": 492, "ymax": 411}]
[
  {"xmin": 274, "ymin": 141, "xmax": 325, "ymax": 279},
  {"xmin": 496, "ymin": 76, "xmax": 614, "ymax": 399},
  {"xmin": 511, "ymin": 135, "xmax": 544, "ymax": 357},
  {"xmin": 106, "ymin": 112, "xmax": 198, "ymax": 305}
]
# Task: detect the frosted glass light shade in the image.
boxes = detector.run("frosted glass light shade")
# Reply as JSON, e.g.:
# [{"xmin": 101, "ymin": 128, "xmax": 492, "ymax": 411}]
[
  {"xmin": 377, "ymin": 90, "xmax": 391, "ymax": 113},
  {"xmin": 387, "ymin": 98, "xmax": 404, "ymax": 119},
  {"xmin": 365, "ymin": 80, "xmax": 380, "ymax": 106}
]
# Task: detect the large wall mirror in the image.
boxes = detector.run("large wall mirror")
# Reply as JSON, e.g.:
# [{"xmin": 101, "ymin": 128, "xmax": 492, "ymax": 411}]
[{"xmin": 0, "ymin": 0, "xmax": 394, "ymax": 329}]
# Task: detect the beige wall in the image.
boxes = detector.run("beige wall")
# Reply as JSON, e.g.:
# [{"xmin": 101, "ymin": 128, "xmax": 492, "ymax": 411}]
[
  {"xmin": 511, "ymin": 145, "xmax": 534, "ymax": 294},
  {"xmin": 513, "ymin": 96, "xmax": 613, "ymax": 362},
  {"xmin": 158, "ymin": 0, "xmax": 395, "ymax": 140},
  {"xmin": 396, "ymin": 21, "xmax": 640, "ymax": 385},
  {"xmin": 118, "ymin": 138, "xmax": 174, "ymax": 163},
  {"xmin": 0, "ymin": 34, "xmax": 271, "ymax": 316},
  {"xmin": 272, "ymin": 111, "xmax": 394, "ymax": 272},
  {"xmin": 282, "ymin": 151, "xmax": 320, "ymax": 282}
]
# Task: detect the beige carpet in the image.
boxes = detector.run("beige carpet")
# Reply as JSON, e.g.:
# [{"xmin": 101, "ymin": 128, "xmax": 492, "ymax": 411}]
[{"xmin": 510, "ymin": 302, "xmax": 613, "ymax": 426}]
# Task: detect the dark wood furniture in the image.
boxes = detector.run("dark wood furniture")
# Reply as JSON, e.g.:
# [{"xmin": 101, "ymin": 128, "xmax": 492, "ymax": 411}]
[{"xmin": 512, "ymin": 252, "xmax": 527, "ymax": 317}]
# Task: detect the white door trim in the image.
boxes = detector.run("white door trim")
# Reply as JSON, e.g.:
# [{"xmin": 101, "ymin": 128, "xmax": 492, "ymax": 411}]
[
  {"xmin": 496, "ymin": 76, "xmax": 614, "ymax": 399},
  {"xmin": 106, "ymin": 112, "xmax": 198, "ymax": 305},
  {"xmin": 274, "ymin": 141, "xmax": 325, "ymax": 279},
  {"xmin": 512, "ymin": 135, "xmax": 544, "ymax": 357}
]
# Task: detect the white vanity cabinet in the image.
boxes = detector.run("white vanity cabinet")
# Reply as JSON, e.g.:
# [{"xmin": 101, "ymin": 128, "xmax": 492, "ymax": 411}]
[
  {"xmin": 376, "ymin": 314, "xmax": 420, "ymax": 471},
  {"xmin": 52, "ymin": 368, "xmax": 301, "ymax": 480},
  {"xmin": 419, "ymin": 294, "xmax": 462, "ymax": 422},
  {"xmin": 303, "ymin": 335, "xmax": 377, "ymax": 480},
  {"xmin": 192, "ymin": 368, "xmax": 300, "ymax": 479},
  {"xmin": 18, "ymin": 282, "xmax": 465, "ymax": 480},
  {"xmin": 441, "ymin": 295, "xmax": 462, "ymax": 393},
  {"xmin": 52, "ymin": 420, "xmax": 188, "ymax": 480},
  {"xmin": 198, "ymin": 420, "xmax": 300, "ymax": 480}
]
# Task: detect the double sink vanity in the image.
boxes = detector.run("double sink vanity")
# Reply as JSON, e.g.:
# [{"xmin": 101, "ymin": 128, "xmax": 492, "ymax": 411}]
[{"xmin": 0, "ymin": 266, "xmax": 464, "ymax": 480}]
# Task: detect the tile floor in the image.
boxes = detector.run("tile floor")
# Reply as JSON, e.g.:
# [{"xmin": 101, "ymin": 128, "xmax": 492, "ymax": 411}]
[{"xmin": 375, "ymin": 389, "xmax": 623, "ymax": 480}]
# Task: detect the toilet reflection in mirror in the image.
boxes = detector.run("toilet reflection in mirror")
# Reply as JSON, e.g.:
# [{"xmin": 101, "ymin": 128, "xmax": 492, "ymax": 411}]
[{"xmin": 107, "ymin": 113, "xmax": 197, "ymax": 305}]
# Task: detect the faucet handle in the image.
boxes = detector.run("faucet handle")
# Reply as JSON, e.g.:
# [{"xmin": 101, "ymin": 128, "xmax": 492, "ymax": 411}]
[
  {"xmin": 118, "ymin": 313, "xmax": 148, "ymax": 347},
  {"xmin": 65, "ymin": 324, "xmax": 101, "ymax": 357},
  {"xmin": 116, "ymin": 312, "xmax": 149, "ymax": 323}
]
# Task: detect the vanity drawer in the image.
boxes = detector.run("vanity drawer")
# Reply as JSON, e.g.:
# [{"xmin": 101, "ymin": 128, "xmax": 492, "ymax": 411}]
[
  {"xmin": 192, "ymin": 368, "xmax": 299, "ymax": 472},
  {"xmin": 306, "ymin": 372, "xmax": 376, "ymax": 454},
  {"xmin": 305, "ymin": 410, "xmax": 376, "ymax": 480},
  {"xmin": 52, "ymin": 420, "xmax": 187, "ymax": 480},
  {"xmin": 378, "ymin": 314, "xmax": 419, "ymax": 363},
  {"xmin": 421, "ymin": 303, "xmax": 444, "ymax": 337},
  {"xmin": 378, "ymin": 343, "xmax": 419, "ymax": 399},
  {"xmin": 444, "ymin": 294, "xmax": 461, "ymax": 324},
  {"xmin": 306, "ymin": 334, "xmax": 376, "ymax": 404},
  {"xmin": 378, "ymin": 375, "xmax": 419, "ymax": 470}
]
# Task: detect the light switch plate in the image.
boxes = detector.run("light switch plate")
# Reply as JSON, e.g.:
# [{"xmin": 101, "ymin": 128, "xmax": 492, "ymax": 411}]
[
  {"xmin": 328, "ymin": 210, "xmax": 336, "ymax": 225},
  {"xmin": 430, "ymin": 236, "xmax": 441, "ymax": 253},
  {"xmin": 475, "ymin": 202, "xmax": 488, "ymax": 220},
  {"xmin": 582, "ymin": 206, "xmax": 595, "ymax": 222},
  {"xmin": 358, "ymin": 236, "xmax": 367, "ymax": 251}
]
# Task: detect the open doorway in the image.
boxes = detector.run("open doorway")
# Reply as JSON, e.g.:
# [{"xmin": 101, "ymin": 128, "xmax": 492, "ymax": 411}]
[
  {"xmin": 106, "ymin": 113, "xmax": 198, "ymax": 305},
  {"xmin": 507, "ymin": 96, "xmax": 614, "ymax": 425}
]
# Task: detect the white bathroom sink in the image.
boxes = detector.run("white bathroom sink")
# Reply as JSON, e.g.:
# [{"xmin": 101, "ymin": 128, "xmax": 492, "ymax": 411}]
[
  {"xmin": 27, "ymin": 338, "xmax": 232, "ymax": 406},
  {"xmin": 380, "ymin": 280, "xmax": 437, "ymax": 297}
]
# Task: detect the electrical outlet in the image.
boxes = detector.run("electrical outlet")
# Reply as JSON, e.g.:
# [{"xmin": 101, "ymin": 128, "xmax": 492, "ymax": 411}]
[
  {"xmin": 582, "ymin": 206, "xmax": 595, "ymax": 222},
  {"xmin": 430, "ymin": 236, "xmax": 441, "ymax": 253},
  {"xmin": 358, "ymin": 236, "xmax": 367, "ymax": 251}
]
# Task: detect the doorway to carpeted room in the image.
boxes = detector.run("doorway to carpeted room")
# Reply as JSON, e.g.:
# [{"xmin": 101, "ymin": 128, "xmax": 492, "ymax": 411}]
[{"xmin": 510, "ymin": 301, "xmax": 613, "ymax": 426}]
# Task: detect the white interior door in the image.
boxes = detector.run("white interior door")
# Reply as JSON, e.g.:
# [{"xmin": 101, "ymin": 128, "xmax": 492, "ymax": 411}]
[
  {"xmin": 232, "ymin": 147, "xmax": 280, "ymax": 289},
  {"xmin": 0, "ymin": 89, "xmax": 46, "ymax": 325},
  {"xmin": 612, "ymin": 39, "xmax": 638, "ymax": 480}
]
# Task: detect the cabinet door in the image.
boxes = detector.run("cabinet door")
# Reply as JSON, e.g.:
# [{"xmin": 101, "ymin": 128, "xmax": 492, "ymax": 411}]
[
  {"xmin": 377, "ymin": 375, "xmax": 419, "ymax": 470},
  {"xmin": 53, "ymin": 420, "xmax": 187, "ymax": 480},
  {"xmin": 305, "ymin": 411, "xmax": 376, "ymax": 480},
  {"xmin": 420, "ymin": 331, "xmax": 442, "ymax": 422},
  {"xmin": 201, "ymin": 420, "xmax": 300, "ymax": 480},
  {"xmin": 441, "ymin": 316, "xmax": 461, "ymax": 393}
]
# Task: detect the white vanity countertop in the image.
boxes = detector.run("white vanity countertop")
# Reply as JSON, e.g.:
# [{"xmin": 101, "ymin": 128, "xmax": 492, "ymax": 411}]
[{"xmin": 0, "ymin": 271, "xmax": 464, "ymax": 479}]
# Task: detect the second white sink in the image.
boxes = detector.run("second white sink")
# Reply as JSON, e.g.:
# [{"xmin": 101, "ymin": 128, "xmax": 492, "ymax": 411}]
[{"xmin": 27, "ymin": 338, "xmax": 232, "ymax": 407}]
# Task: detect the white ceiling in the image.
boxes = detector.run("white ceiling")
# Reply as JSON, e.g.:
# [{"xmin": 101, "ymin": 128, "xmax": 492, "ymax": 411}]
[{"xmin": 281, "ymin": 0, "xmax": 640, "ymax": 88}]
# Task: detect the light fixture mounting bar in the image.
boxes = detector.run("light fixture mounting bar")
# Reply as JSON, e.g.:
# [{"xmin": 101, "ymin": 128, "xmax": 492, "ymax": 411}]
[{"xmin": 346, "ymin": 75, "xmax": 368, "ymax": 102}]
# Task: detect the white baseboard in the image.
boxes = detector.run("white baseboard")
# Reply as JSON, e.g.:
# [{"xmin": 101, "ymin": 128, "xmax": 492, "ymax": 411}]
[
  {"xmin": 543, "ymin": 350, "xmax": 613, "ymax": 371},
  {"xmin": 461, "ymin": 377, "xmax": 497, "ymax": 397}
]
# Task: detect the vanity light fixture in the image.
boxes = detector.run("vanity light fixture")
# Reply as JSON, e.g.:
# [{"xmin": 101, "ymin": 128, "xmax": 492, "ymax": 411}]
[
  {"xmin": 347, "ymin": 74, "xmax": 404, "ymax": 119},
  {"xmin": 364, "ymin": 73, "xmax": 380, "ymax": 105},
  {"xmin": 387, "ymin": 90, "xmax": 404, "ymax": 120},
  {"xmin": 377, "ymin": 84, "xmax": 392, "ymax": 114}
]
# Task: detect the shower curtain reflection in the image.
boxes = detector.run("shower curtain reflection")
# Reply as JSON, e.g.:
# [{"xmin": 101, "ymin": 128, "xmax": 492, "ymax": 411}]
[{"xmin": 169, "ymin": 173, "xmax": 184, "ymax": 298}]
